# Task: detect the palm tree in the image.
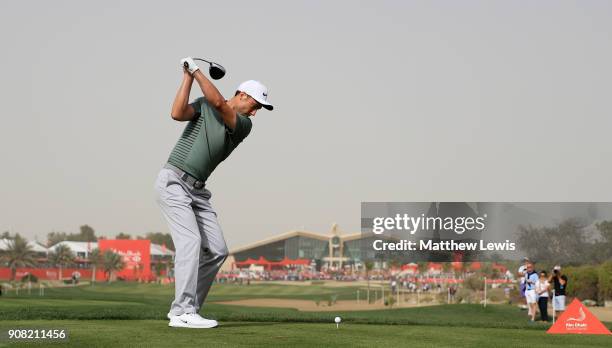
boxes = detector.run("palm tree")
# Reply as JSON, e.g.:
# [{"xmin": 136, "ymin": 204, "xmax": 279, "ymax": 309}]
[
  {"xmin": 49, "ymin": 244, "xmax": 75, "ymax": 281},
  {"xmin": 103, "ymin": 251, "xmax": 125, "ymax": 283},
  {"xmin": 365, "ymin": 260, "xmax": 374, "ymax": 295},
  {"xmin": 1, "ymin": 235, "xmax": 37, "ymax": 281},
  {"xmin": 88, "ymin": 248, "xmax": 103, "ymax": 284}
]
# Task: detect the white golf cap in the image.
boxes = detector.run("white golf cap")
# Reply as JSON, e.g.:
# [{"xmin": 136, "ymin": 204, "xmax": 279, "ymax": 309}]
[
  {"xmin": 553, "ymin": 265, "xmax": 561, "ymax": 271},
  {"xmin": 237, "ymin": 80, "xmax": 273, "ymax": 110}
]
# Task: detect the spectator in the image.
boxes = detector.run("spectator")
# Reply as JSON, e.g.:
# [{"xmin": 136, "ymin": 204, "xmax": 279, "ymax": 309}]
[
  {"xmin": 449, "ymin": 286, "xmax": 457, "ymax": 303},
  {"xmin": 524, "ymin": 263, "xmax": 539, "ymax": 322},
  {"xmin": 517, "ymin": 257, "xmax": 530, "ymax": 315},
  {"xmin": 550, "ymin": 265, "xmax": 568, "ymax": 316},
  {"xmin": 536, "ymin": 270, "xmax": 550, "ymax": 322}
]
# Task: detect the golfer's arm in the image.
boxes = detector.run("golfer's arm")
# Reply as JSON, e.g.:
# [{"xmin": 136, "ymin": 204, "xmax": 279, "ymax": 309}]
[
  {"xmin": 170, "ymin": 73, "xmax": 196, "ymax": 122},
  {"xmin": 193, "ymin": 70, "xmax": 237, "ymax": 129}
]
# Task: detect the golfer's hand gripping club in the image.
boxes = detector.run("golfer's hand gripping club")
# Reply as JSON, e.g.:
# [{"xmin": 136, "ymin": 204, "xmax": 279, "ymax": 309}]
[{"xmin": 181, "ymin": 57, "xmax": 200, "ymax": 75}]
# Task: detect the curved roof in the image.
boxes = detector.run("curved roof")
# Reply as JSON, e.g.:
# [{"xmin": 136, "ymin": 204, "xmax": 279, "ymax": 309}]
[
  {"xmin": 230, "ymin": 230, "xmax": 329, "ymax": 254},
  {"xmin": 230, "ymin": 229, "xmax": 369, "ymax": 254}
]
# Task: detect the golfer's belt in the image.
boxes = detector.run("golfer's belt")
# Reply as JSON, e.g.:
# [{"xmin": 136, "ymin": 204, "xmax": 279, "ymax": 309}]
[{"xmin": 163, "ymin": 163, "xmax": 205, "ymax": 189}]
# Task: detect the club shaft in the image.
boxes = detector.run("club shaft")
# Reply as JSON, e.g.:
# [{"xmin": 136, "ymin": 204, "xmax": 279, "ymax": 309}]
[{"xmin": 193, "ymin": 58, "xmax": 212, "ymax": 64}]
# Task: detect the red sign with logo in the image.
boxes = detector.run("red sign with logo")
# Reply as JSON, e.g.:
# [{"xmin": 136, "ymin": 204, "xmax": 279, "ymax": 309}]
[
  {"xmin": 98, "ymin": 240, "xmax": 151, "ymax": 280},
  {"xmin": 547, "ymin": 299, "xmax": 612, "ymax": 335}
]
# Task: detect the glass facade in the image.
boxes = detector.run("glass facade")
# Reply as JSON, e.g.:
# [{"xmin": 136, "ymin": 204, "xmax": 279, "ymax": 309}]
[
  {"xmin": 288, "ymin": 236, "xmax": 328, "ymax": 260},
  {"xmin": 234, "ymin": 236, "xmax": 329, "ymax": 262},
  {"xmin": 233, "ymin": 234, "xmax": 408, "ymax": 265},
  {"xmin": 234, "ymin": 240, "xmax": 286, "ymax": 261},
  {"xmin": 345, "ymin": 235, "xmax": 410, "ymax": 263},
  {"xmin": 343, "ymin": 239, "xmax": 364, "ymax": 262}
]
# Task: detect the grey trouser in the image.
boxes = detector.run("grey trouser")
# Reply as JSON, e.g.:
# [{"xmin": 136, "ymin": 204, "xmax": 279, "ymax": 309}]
[{"xmin": 154, "ymin": 167, "xmax": 228, "ymax": 315}]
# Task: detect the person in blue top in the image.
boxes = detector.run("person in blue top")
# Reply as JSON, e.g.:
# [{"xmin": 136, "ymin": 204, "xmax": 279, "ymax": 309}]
[{"xmin": 524, "ymin": 263, "xmax": 539, "ymax": 322}]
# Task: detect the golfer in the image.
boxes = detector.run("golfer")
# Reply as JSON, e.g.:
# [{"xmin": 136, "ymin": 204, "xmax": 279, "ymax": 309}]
[{"xmin": 155, "ymin": 57, "xmax": 273, "ymax": 328}]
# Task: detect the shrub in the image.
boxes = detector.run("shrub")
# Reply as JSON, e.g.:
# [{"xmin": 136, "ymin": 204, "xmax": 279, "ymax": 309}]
[
  {"xmin": 420, "ymin": 295, "xmax": 433, "ymax": 303},
  {"xmin": 598, "ymin": 261, "xmax": 612, "ymax": 302},
  {"xmin": 436, "ymin": 291, "xmax": 448, "ymax": 303},
  {"xmin": 565, "ymin": 265, "xmax": 598, "ymax": 301},
  {"xmin": 21, "ymin": 274, "xmax": 38, "ymax": 283},
  {"xmin": 385, "ymin": 295, "xmax": 396, "ymax": 307},
  {"xmin": 455, "ymin": 288, "xmax": 473, "ymax": 304},
  {"xmin": 465, "ymin": 275, "xmax": 484, "ymax": 291},
  {"xmin": 487, "ymin": 288, "xmax": 504, "ymax": 302},
  {"xmin": 507, "ymin": 286, "xmax": 521, "ymax": 305}
]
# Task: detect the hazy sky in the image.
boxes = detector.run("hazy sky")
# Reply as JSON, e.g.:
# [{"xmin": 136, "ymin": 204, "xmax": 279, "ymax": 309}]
[{"xmin": 1, "ymin": 1, "xmax": 612, "ymax": 249}]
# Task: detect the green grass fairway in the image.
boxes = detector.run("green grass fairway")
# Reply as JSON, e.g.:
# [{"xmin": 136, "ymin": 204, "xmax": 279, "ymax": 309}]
[
  {"xmin": 1, "ymin": 282, "xmax": 610, "ymax": 347},
  {"xmin": 6, "ymin": 281, "xmax": 364, "ymax": 300},
  {"xmin": 0, "ymin": 320, "xmax": 610, "ymax": 348}
]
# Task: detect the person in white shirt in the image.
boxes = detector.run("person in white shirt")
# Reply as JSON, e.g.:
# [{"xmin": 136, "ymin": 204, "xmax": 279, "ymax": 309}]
[
  {"xmin": 524, "ymin": 263, "xmax": 539, "ymax": 322},
  {"xmin": 536, "ymin": 270, "xmax": 550, "ymax": 322},
  {"xmin": 517, "ymin": 257, "xmax": 531, "ymax": 316}
]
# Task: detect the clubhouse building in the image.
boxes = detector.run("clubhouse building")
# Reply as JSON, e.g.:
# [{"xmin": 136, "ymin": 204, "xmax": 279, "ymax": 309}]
[{"xmin": 227, "ymin": 224, "xmax": 391, "ymax": 271}]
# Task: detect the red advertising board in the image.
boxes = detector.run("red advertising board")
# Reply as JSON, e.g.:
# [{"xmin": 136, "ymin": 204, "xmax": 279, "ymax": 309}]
[{"xmin": 98, "ymin": 239, "xmax": 151, "ymax": 280}]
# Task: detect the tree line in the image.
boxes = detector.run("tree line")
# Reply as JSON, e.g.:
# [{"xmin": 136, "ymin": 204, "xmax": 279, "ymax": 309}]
[
  {"xmin": 0, "ymin": 234, "xmax": 124, "ymax": 282},
  {"xmin": 44, "ymin": 225, "xmax": 174, "ymax": 251},
  {"xmin": 1, "ymin": 224, "xmax": 174, "ymax": 282},
  {"xmin": 517, "ymin": 218, "xmax": 612, "ymax": 266}
]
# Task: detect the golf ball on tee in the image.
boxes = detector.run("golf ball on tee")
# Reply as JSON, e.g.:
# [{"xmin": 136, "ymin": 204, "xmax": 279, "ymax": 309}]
[{"xmin": 335, "ymin": 316, "xmax": 341, "ymax": 323}]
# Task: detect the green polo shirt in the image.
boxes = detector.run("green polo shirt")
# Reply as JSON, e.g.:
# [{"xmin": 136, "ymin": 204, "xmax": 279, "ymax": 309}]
[{"xmin": 167, "ymin": 97, "xmax": 252, "ymax": 182}]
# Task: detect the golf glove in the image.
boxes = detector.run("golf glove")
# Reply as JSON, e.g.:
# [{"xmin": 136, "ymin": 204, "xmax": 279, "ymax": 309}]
[{"xmin": 181, "ymin": 57, "xmax": 200, "ymax": 75}]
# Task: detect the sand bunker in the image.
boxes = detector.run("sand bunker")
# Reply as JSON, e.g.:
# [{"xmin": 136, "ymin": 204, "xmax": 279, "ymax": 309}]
[{"xmin": 589, "ymin": 307, "xmax": 612, "ymax": 322}]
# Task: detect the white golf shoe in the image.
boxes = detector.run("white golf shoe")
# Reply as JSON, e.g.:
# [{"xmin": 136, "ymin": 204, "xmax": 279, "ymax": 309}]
[{"xmin": 168, "ymin": 313, "xmax": 218, "ymax": 328}]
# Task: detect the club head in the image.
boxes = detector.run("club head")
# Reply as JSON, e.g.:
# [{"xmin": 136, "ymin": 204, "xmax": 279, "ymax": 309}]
[{"xmin": 209, "ymin": 63, "xmax": 226, "ymax": 80}]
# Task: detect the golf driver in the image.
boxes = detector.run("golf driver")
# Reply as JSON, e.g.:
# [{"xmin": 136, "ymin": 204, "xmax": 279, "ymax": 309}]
[{"xmin": 184, "ymin": 57, "xmax": 226, "ymax": 80}]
